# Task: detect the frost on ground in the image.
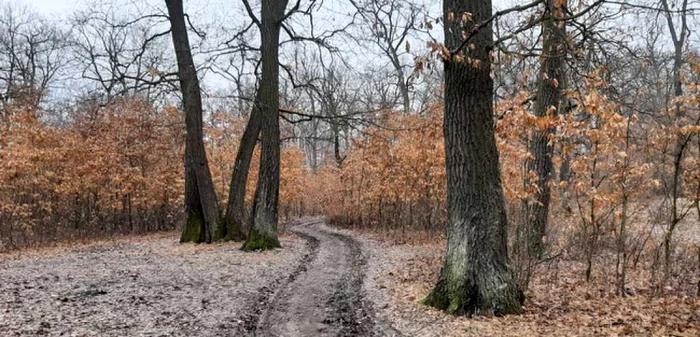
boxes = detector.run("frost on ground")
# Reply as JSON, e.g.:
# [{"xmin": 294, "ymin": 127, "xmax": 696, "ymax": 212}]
[
  {"xmin": 3, "ymin": 220, "xmax": 699, "ymax": 337},
  {"xmin": 357, "ymin": 231, "xmax": 700, "ymax": 337},
  {"xmin": 0, "ymin": 232, "xmax": 305, "ymax": 337}
]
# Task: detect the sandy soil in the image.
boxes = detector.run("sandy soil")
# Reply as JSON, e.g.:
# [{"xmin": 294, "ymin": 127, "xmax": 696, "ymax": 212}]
[{"xmin": 1, "ymin": 219, "xmax": 399, "ymax": 337}]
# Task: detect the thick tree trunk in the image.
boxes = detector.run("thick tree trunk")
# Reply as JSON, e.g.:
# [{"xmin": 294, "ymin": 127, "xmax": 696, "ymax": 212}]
[
  {"xmin": 241, "ymin": 0, "xmax": 288, "ymax": 251},
  {"xmin": 518, "ymin": 0, "xmax": 567, "ymax": 258},
  {"xmin": 220, "ymin": 91, "xmax": 263, "ymax": 241},
  {"xmin": 422, "ymin": 0, "xmax": 522, "ymax": 316},
  {"xmin": 166, "ymin": 0, "xmax": 221, "ymax": 243}
]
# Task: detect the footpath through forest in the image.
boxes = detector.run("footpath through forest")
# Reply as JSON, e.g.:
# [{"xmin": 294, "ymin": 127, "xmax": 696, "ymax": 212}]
[
  {"xmin": 236, "ymin": 219, "xmax": 400, "ymax": 336},
  {"xmin": 2, "ymin": 218, "xmax": 699, "ymax": 336},
  {"xmin": 0, "ymin": 218, "xmax": 402, "ymax": 336}
]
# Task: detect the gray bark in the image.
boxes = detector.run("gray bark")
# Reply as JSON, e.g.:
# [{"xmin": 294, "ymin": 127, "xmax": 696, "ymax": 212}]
[
  {"xmin": 518, "ymin": 0, "xmax": 567, "ymax": 258},
  {"xmin": 423, "ymin": 0, "xmax": 522, "ymax": 316},
  {"xmin": 165, "ymin": 0, "xmax": 221, "ymax": 243},
  {"xmin": 222, "ymin": 90, "xmax": 263, "ymax": 241},
  {"xmin": 242, "ymin": 0, "xmax": 289, "ymax": 251},
  {"xmin": 660, "ymin": 0, "xmax": 689, "ymax": 283}
]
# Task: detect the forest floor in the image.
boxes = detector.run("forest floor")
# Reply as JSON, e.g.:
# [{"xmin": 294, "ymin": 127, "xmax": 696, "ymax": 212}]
[
  {"xmin": 360, "ymin": 235, "xmax": 700, "ymax": 336},
  {"xmin": 0, "ymin": 230, "xmax": 308, "ymax": 336},
  {"xmin": 1, "ymin": 217, "xmax": 699, "ymax": 336}
]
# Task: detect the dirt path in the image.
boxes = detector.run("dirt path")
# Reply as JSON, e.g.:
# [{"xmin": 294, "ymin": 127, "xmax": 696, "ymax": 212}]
[
  {"xmin": 0, "ymin": 219, "xmax": 401, "ymax": 336},
  {"xmin": 237, "ymin": 219, "xmax": 398, "ymax": 337}
]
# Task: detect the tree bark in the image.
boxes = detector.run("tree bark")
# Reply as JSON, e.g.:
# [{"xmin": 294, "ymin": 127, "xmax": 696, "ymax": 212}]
[
  {"xmin": 165, "ymin": 0, "xmax": 221, "ymax": 243},
  {"xmin": 518, "ymin": 0, "xmax": 567, "ymax": 258},
  {"xmin": 220, "ymin": 91, "xmax": 263, "ymax": 241},
  {"xmin": 391, "ymin": 55, "xmax": 411, "ymax": 114},
  {"xmin": 422, "ymin": 0, "xmax": 522, "ymax": 316},
  {"xmin": 241, "ymin": 0, "xmax": 288, "ymax": 251},
  {"xmin": 660, "ymin": 0, "xmax": 689, "ymax": 284}
]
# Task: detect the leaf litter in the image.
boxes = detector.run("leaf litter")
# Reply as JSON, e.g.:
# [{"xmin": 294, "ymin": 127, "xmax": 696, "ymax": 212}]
[
  {"xmin": 1, "ymin": 227, "xmax": 699, "ymax": 336},
  {"xmin": 355, "ymin": 230, "xmax": 700, "ymax": 337},
  {"xmin": 0, "ymin": 232, "xmax": 305, "ymax": 336}
]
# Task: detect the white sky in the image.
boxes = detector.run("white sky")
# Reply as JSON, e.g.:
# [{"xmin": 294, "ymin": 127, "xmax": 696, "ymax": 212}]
[
  {"xmin": 11, "ymin": 0, "xmax": 441, "ymax": 76},
  {"xmin": 17, "ymin": 0, "xmax": 82, "ymax": 15},
  {"xmin": 12, "ymin": 0, "xmax": 695, "ymax": 104}
]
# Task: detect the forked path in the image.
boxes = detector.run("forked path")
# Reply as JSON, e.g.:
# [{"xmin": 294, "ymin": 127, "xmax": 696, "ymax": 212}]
[{"xmin": 237, "ymin": 219, "xmax": 399, "ymax": 337}]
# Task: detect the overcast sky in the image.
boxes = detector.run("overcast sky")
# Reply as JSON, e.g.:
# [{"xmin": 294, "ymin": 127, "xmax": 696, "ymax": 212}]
[
  {"xmin": 8, "ymin": 0, "xmax": 435, "ymax": 106},
  {"xmin": 18, "ymin": 0, "xmax": 82, "ymax": 15},
  {"xmin": 12, "ymin": 0, "xmax": 695, "ymax": 108},
  {"xmin": 11, "ymin": 0, "xmax": 441, "ymax": 75}
]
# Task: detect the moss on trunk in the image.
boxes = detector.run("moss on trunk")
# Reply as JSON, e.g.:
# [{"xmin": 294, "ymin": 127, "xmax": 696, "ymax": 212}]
[
  {"xmin": 212, "ymin": 217, "xmax": 232, "ymax": 242},
  {"xmin": 421, "ymin": 278, "xmax": 450, "ymax": 309},
  {"xmin": 210, "ymin": 216, "xmax": 246, "ymax": 242},
  {"xmin": 225, "ymin": 217, "xmax": 247, "ymax": 242},
  {"xmin": 422, "ymin": 269, "xmax": 523, "ymax": 316},
  {"xmin": 241, "ymin": 229, "xmax": 280, "ymax": 251},
  {"xmin": 180, "ymin": 215, "xmax": 206, "ymax": 243}
]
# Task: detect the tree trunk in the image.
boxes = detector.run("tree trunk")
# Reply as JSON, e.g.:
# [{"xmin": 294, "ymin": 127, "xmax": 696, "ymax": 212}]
[
  {"xmin": 241, "ymin": 0, "xmax": 288, "ymax": 251},
  {"xmin": 394, "ymin": 62, "xmax": 410, "ymax": 114},
  {"xmin": 664, "ymin": 34, "xmax": 686, "ymax": 285},
  {"xmin": 422, "ymin": 0, "xmax": 522, "ymax": 316},
  {"xmin": 165, "ymin": 0, "xmax": 221, "ymax": 243},
  {"xmin": 221, "ymin": 91, "xmax": 263, "ymax": 241},
  {"xmin": 518, "ymin": 0, "xmax": 567, "ymax": 258},
  {"xmin": 558, "ymin": 150, "xmax": 571, "ymax": 212},
  {"xmin": 332, "ymin": 123, "xmax": 345, "ymax": 167},
  {"xmin": 659, "ymin": 0, "xmax": 688, "ymax": 284}
]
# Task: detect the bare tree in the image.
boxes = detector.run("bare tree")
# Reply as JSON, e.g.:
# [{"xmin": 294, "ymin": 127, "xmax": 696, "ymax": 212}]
[
  {"xmin": 240, "ymin": 0, "xmax": 292, "ymax": 251},
  {"xmin": 0, "ymin": 3, "xmax": 67, "ymax": 110},
  {"xmin": 199, "ymin": 23, "xmax": 262, "ymax": 241},
  {"xmin": 70, "ymin": 6, "xmax": 175, "ymax": 104},
  {"xmin": 349, "ymin": 0, "xmax": 421, "ymax": 114},
  {"xmin": 518, "ymin": 0, "xmax": 568, "ymax": 261},
  {"xmin": 307, "ymin": 64, "xmax": 359, "ymax": 167},
  {"xmin": 659, "ymin": 0, "xmax": 694, "ymax": 285},
  {"xmin": 222, "ymin": 87, "xmax": 263, "ymax": 241},
  {"xmin": 165, "ymin": 0, "xmax": 221, "ymax": 243}
]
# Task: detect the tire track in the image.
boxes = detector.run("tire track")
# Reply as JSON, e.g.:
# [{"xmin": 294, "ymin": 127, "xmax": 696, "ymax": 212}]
[
  {"xmin": 322, "ymin": 231, "xmax": 374, "ymax": 336},
  {"xmin": 235, "ymin": 219, "xmax": 320, "ymax": 336},
  {"xmin": 235, "ymin": 219, "xmax": 395, "ymax": 337}
]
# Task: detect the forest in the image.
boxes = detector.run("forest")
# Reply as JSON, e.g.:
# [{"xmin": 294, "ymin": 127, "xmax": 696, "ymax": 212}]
[{"xmin": 0, "ymin": 0, "xmax": 699, "ymax": 335}]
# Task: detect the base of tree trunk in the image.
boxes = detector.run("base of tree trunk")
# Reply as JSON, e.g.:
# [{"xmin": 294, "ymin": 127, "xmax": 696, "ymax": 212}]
[
  {"xmin": 180, "ymin": 215, "xmax": 206, "ymax": 243},
  {"xmin": 422, "ymin": 270, "xmax": 523, "ymax": 316},
  {"xmin": 224, "ymin": 218, "xmax": 247, "ymax": 242},
  {"xmin": 514, "ymin": 222, "xmax": 547, "ymax": 262},
  {"xmin": 213, "ymin": 220, "xmax": 227, "ymax": 242},
  {"xmin": 241, "ymin": 229, "xmax": 280, "ymax": 251}
]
